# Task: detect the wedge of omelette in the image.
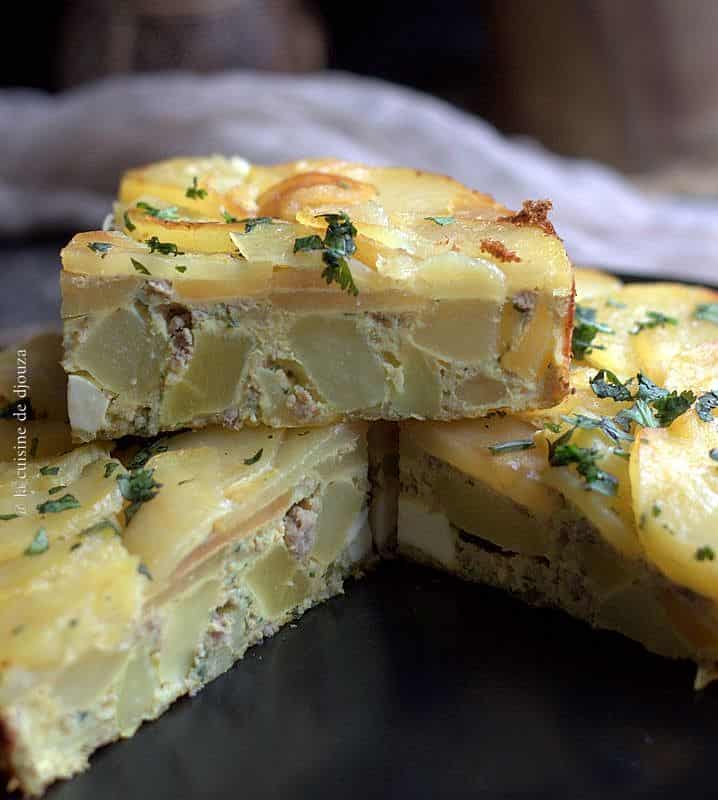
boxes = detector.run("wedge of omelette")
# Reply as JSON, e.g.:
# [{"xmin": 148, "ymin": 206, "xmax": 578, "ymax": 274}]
[
  {"xmin": 61, "ymin": 156, "xmax": 573, "ymax": 441},
  {"xmin": 399, "ymin": 268, "xmax": 718, "ymax": 688},
  {"xmin": 0, "ymin": 335, "xmax": 373, "ymax": 796}
]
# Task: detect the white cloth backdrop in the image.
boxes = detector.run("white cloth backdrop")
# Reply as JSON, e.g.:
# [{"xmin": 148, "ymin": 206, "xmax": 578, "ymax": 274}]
[{"xmin": 1, "ymin": 70, "xmax": 717, "ymax": 281}]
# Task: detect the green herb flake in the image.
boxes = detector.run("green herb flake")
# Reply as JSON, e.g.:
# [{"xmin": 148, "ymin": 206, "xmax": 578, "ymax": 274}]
[
  {"xmin": 293, "ymin": 213, "xmax": 359, "ymax": 296},
  {"xmin": 185, "ymin": 176, "xmax": 208, "ymax": 200},
  {"xmin": 145, "ymin": 236, "xmax": 184, "ymax": 257},
  {"xmin": 605, "ymin": 298, "xmax": 627, "ymax": 309},
  {"xmin": 136, "ymin": 201, "xmax": 180, "ymax": 221},
  {"xmin": 695, "ymin": 546, "xmax": 715, "ymax": 562},
  {"xmin": 652, "ymin": 503, "xmax": 662, "ymax": 517},
  {"xmin": 651, "ymin": 390, "xmax": 695, "ymax": 427},
  {"xmin": 222, "ymin": 210, "xmax": 238, "ymax": 223},
  {"xmin": 488, "ymin": 439, "xmax": 536, "ymax": 454},
  {"xmin": 548, "ymin": 432, "xmax": 618, "ymax": 496},
  {"xmin": 175, "ymin": 265, "xmax": 187, "ymax": 274},
  {"xmin": 243, "ymin": 448, "xmax": 263, "ymax": 466},
  {"xmin": 0, "ymin": 513, "xmax": 19, "ymax": 521},
  {"xmin": 48, "ymin": 485, "xmax": 67, "ymax": 495},
  {"xmin": 543, "ymin": 421, "xmax": 562, "ymax": 433},
  {"xmin": 123, "ymin": 210, "xmax": 136, "ymax": 231},
  {"xmin": 710, "ymin": 448, "xmax": 718, "ymax": 462},
  {"xmin": 561, "ymin": 413, "xmax": 634, "ymax": 444},
  {"xmin": 25, "ymin": 528, "xmax": 49, "ymax": 556},
  {"xmin": 37, "ymin": 494, "xmax": 80, "ymax": 514},
  {"xmin": 127, "ymin": 440, "xmax": 169, "ymax": 470},
  {"xmin": 138, "ymin": 563, "xmax": 153, "ymax": 580},
  {"xmin": 695, "ymin": 303, "xmax": 718, "ymax": 325},
  {"xmin": 424, "ymin": 215, "xmax": 455, "ymax": 226},
  {"xmin": 81, "ymin": 518, "xmax": 120, "ymax": 536},
  {"xmin": 615, "ymin": 399, "xmax": 659, "ymax": 430},
  {"xmin": 696, "ymin": 391, "xmax": 718, "ymax": 423},
  {"xmin": 39, "ymin": 465, "xmax": 60, "ymax": 476},
  {"xmin": 630, "ymin": 310, "xmax": 678, "ymax": 335},
  {"xmin": 589, "ymin": 369, "xmax": 632, "ymax": 402},
  {"xmin": 635, "ymin": 374, "xmax": 669, "ymax": 402},
  {"xmin": 572, "ymin": 305, "xmax": 613, "ymax": 359},
  {"xmin": 104, "ymin": 462, "xmax": 120, "ymax": 478},
  {"xmin": 87, "ymin": 241, "xmax": 112, "ymax": 257},
  {"xmin": 130, "ymin": 257, "xmax": 151, "ymax": 276},
  {"xmin": 117, "ymin": 469, "xmax": 162, "ymax": 521}
]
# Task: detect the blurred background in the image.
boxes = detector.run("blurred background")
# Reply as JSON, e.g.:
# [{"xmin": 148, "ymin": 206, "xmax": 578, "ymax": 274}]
[{"xmin": 2, "ymin": 0, "xmax": 718, "ymax": 334}]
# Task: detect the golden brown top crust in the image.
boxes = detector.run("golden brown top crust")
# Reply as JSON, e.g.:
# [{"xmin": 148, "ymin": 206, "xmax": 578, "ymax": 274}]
[
  {"xmin": 498, "ymin": 200, "xmax": 556, "ymax": 236},
  {"xmin": 479, "ymin": 238, "xmax": 521, "ymax": 263}
]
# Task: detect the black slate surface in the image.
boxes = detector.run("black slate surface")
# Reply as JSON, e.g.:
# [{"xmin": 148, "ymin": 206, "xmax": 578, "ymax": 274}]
[{"xmin": 2, "ymin": 242, "xmax": 716, "ymax": 799}]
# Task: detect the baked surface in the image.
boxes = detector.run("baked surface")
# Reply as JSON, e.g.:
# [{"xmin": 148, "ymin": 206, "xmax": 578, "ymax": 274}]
[{"xmin": 61, "ymin": 156, "xmax": 573, "ymax": 440}]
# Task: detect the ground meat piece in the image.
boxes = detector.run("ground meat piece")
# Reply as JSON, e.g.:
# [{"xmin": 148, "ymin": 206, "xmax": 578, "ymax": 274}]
[
  {"xmin": 286, "ymin": 385, "xmax": 319, "ymax": 420},
  {"xmin": 512, "ymin": 290, "xmax": 537, "ymax": 313},
  {"xmin": 284, "ymin": 498, "xmax": 319, "ymax": 559},
  {"xmin": 163, "ymin": 307, "xmax": 193, "ymax": 372}
]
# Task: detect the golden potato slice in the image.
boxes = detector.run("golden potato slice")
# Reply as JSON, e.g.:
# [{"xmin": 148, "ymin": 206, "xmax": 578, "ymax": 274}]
[
  {"xmin": 574, "ymin": 267, "xmax": 623, "ymax": 304},
  {"xmin": 631, "ymin": 413, "xmax": 718, "ymax": 600}
]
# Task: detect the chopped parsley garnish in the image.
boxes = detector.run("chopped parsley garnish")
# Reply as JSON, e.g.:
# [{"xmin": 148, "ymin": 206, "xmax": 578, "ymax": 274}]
[
  {"xmin": 127, "ymin": 439, "xmax": 169, "ymax": 470},
  {"xmin": 131, "ymin": 257, "xmax": 151, "ymax": 275},
  {"xmin": 695, "ymin": 546, "xmax": 715, "ymax": 562},
  {"xmin": 561, "ymin": 413, "xmax": 634, "ymax": 443},
  {"xmin": 548, "ymin": 435, "xmax": 618, "ymax": 496},
  {"xmin": 0, "ymin": 513, "xmax": 19, "ymax": 521},
  {"xmin": 572, "ymin": 305, "xmax": 613, "ymax": 359},
  {"xmin": 81, "ymin": 518, "xmax": 120, "ymax": 536},
  {"xmin": 37, "ymin": 494, "xmax": 80, "ymax": 514},
  {"xmin": 123, "ymin": 210, "xmax": 136, "ymax": 231},
  {"xmin": 146, "ymin": 236, "xmax": 184, "ymax": 256},
  {"xmin": 615, "ymin": 399, "xmax": 659, "ymax": 430},
  {"xmin": 293, "ymin": 212, "xmax": 359, "ymax": 296},
  {"xmin": 652, "ymin": 503, "xmax": 662, "ymax": 517},
  {"xmin": 695, "ymin": 303, "xmax": 718, "ymax": 325},
  {"xmin": 235, "ymin": 217, "xmax": 273, "ymax": 233},
  {"xmin": 136, "ymin": 201, "xmax": 180, "ymax": 221},
  {"xmin": 635, "ymin": 374, "xmax": 669, "ymax": 402},
  {"xmin": 589, "ymin": 369, "xmax": 632, "ymax": 402},
  {"xmin": 39, "ymin": 465, "xmax": 60, "ymax": 476},
  {"xmin": 48, "ymin": 485, "xmax": 66, "ymax": 495},
  {"xmin": 605, "ymin": 298, "xmax": 627, "ymax": 309},
  {"xmin": 710, "ymin": 448, "xmax": 718, "ymax": 462},
  {"xmin": 104, "ymin": 462, "xmax": 120, "ymax": 478},
  {"xmin": 25, "ymin": 528, "xmax": 49, "ymax": 556},
  {"xmin": 185, "ymin": 176, "xmax": 207, "ymax": 200},
  {"xmin": 630, "ymin": 310, "xmax": 678, "ymax": 335},
  {"xmin": 175, "ymin": 265, "xmax": 187, "ymax": 273},
  {"xmin": 222, "ymin": 210, "xmax": 238, "ymax": 223},
  {"xmin": 543, "ymin": 421, "xmax": 563, "ymax": 433},
  {"xmin": 425, "ymin": 215, "xmax": 455, "ymax": 226},
  {"xmin": 87, "ymin": 241, "xmax": 112, "ymax": 257},
  {"xmin": 488, "ymin": 439, "xmax": 536, "ymax": 454},
  {"xmin": 138, "ymin": 563, "xmax": 153, "ymax": 580},
  {"xmin": 117, "ymin": 469, "xmax": 162, "ymax": 521},
  {"xmin": 651, "ymin": 390, "xmax": 696, "ymax": 427},
  {"xmin": 696, "ymin": 391, "xmax": 718, "ymax": 423},
  {"xmin": 243, "ymin": 448, "xmax": 263, "ymax": 465}
]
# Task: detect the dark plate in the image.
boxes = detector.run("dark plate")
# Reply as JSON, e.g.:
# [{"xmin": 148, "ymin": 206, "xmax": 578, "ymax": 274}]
[{"xmin": 2, "ymin": 245, "xmax": 716, "ymax": 799}]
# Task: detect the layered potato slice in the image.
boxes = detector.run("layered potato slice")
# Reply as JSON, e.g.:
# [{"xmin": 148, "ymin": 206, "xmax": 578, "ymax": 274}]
[
  {"xmin": 399, "ymin": 268, "xmax": 718, "ymax": 687},
  {"xmin": 62, "ymin": 155, "xmax": 573, "ymax": 441},
  {"xmin": 0, "ymin": 335, "xmax": 373, "ymax": 797}
]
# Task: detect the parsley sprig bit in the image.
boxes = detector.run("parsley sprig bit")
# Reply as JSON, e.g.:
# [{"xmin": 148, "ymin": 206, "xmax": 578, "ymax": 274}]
[
  {"xmin": 488, "ymin": 439, "xmax": 535, "ymax": 454},
  {"xmin": 572, "ymin": 305, "xmax": 613, "ymax": 359},
  {"xmin": 548, "ymin": 429, "xmax": 618, "ymax": 496},
  {"xmin": 630, "ymin": 310, "xmax": 678, "ymax": 335},
  {"xmin": 136, "ymin": 202, "xmax": 180, "ymax": 221},
  {"xmin": 25, "ymin": 528, "xmax": 49, "ymax": 556},
  {"xmin": 185, "ymin": 176, "xmax": 207, "ymax": 200},
  {"xmin": 293, "ymin": 212, "xmax": 359, "ymax": 296},
  {"xmin": 87, "ymin": 241, "xmax": 112, "ymax": 257},
  {"xmin": 36, "ymin": 494, "xmax": 80, "ymax": 514},
  {"xmin": 696, "ymin": 391, "xmax": 718, "ymax": 423},
  {"xmin": 232, "ymin": 216, "xmax": 273, "ymax": 233},
  {"xmin": 146, "ymin": 236, "xmax": 184, "ymax": 256},
  {"xmin": 117, "ymin": 468, "xmax": 162, "ymax": 522}
]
